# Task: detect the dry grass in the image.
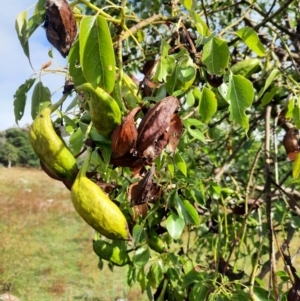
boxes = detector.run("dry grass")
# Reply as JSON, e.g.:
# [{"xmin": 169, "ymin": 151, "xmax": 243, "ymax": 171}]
[{"xmin": 0, "ymin": 167, "xmax": 145, "ymax": 301}]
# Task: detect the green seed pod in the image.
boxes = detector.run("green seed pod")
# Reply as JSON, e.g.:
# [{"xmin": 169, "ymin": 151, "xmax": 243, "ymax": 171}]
[
  {"xmin": 29, "ymin": 94, "xmax": 78, "ymax": 182},
  {"xmin": 76, "ymin": 83, "xmax": 121, "ymax": 137},
  {"xmin": 93, "ymin": 239, "xmax": 131, "ymax": 267}
]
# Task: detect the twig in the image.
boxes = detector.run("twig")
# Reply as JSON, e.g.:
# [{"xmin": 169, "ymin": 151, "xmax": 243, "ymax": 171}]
[{"xmin": 264, "ymin": 105, "xmax": 279, "ymax": 300}]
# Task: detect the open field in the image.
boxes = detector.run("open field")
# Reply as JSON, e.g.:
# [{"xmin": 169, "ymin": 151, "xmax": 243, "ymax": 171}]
[{"xmin": 0, "ymin": 168, "xmax": 144, "ymax": 301}]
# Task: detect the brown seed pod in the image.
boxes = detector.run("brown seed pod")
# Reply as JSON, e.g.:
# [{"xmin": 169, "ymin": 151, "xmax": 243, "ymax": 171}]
[
  {"xmin": 137, "ymin": 96, "xmax": 179, "ymax": 158},
  {"xmin": 167, "ymin": 114, "xmax": 183, "ymax": 153},
  {"xmin": 44, "ymin": 0, "xmax": 77, "ymax": 58},
  {"xmin": 128, "ymin": 165, "xmax": 156, "ymax": 206},
  {"xmin": 111, "ymin": 107, "xmax": 141, "ymax": 158},
  {"xmin": 283, "ymin": 127, "xmax": 300, "ymax": 161}
]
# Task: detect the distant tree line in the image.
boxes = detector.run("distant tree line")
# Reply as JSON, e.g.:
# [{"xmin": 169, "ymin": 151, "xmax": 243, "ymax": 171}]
[{"xmin": 0, "ymin": 128, "xmax": 39, "ymax": 168}]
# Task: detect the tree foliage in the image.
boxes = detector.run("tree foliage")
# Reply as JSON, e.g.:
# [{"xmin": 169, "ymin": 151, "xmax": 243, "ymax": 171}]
[
  {"xmin": 14, "ymin": 0, "xmax": 300, "ymax": 300},
  {"xmin": 0, "ymin": 128, "xmax": 39, "ymax": 167}
]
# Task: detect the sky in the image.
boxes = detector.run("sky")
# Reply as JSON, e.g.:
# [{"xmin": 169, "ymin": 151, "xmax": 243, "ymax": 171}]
[{"xmin": 0, "ymin": 1, "xmax": 68, "ymax": 131}]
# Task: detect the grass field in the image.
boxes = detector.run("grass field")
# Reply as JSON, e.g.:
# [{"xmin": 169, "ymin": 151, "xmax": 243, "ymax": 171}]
[{"xmin": 0, "ymin": 168, "xmax": 144, "ymax": 301}]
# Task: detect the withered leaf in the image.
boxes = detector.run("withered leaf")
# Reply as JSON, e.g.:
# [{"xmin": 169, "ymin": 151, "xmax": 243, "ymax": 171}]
[
  {"xmin": 167, "ymin": 114, "xmax": 183, "ymax": 153},
  {"xmin": 132, "ymin": 203, "xmax": 148, "ymax": 221},
  {"xmin": 44, "ymin": 0, "xmax": 77, "ymax": 58},
  {"xmin": 129, "ymin": 165, "xmax": 158, "ymax": 206},
  {"xmin": 137, "ymin": 96, "xmax": 179, "ymax": 157},
  {"xmin": 283, "ymin": 127, "xmax": 300, "ymax": 161},
  {"xmin": 111, "ymin": 107, "xmax": 141, "ymax": 158}
]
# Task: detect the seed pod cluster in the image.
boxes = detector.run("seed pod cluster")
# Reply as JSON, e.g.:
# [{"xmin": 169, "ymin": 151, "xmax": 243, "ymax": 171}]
[{"xmin": 110, "ymin": 96, "xmax": 183, "ymax": 171}]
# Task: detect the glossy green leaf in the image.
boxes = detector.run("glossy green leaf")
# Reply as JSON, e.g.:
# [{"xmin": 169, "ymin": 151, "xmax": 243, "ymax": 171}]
[
  {"xmin": 259, "ymin": 87, "xmax": 280, "ymax": 108},
  {"xmin": 27, "ymin": 0, "xmax": 46, "ymax": 37},
  {"xmin": 293, "ymin": 97, "xmax": 300, "ymax": 129},
  {"xmin": 293, "ymin": 153, "xmax": 300, "ymax": 179},
  {"xmin": 175, "ymin": 194, "xmax": 200, "ymax": 225},
  {"xmin": 186, "ymin": 89, "xmax": 195, "ymax": 106},
  {"xmin": 202, "ymin": 36, "xmax": 229, "ymax": 75},
  {"xmin": 79, "ymin": 16, "xmax": 115, "ymax": 92},
  {"xmin": 226, "ymin": 73, "xmax": 254, "ymax": 131},
  {"xmin": 257, "ymin": 69, "xmax": 280, "ymax": 99},
  {"xmin": 134, "ymin": 247, "xmax": 150, "ymax": 267},
  {"xmin": 155, "ymin": 40, "xmax": 176, "ymax": 82},
  {"xmin": 184, "ymin": 119, "xmax": 207, "ymax": 143},
  {"xmin": 231, "ymin": 58, "xmax": 260, "ymax": 78},
  {"xmin": 15, "ymin": 11, "xmax": 30, "ymax": 61},
  {"xmin": 133, "ymin": 224, "xmax": 146, "ymax": 246},
  {"xmin": 174, "ymin": 152, "xmax": 187, "ymax": 176},
  {"xmin": 181, "ymin": 0, "xmax": 194, "ymax": 10},
  {"xmin": 189, "ymin": 11, "xmax": 210, "ymax": 36},
  {"xmin": 166, "ymin": 212, "xmax": 185, "ymax": 240},
  {"xmin": 236, "ymin": 27, "xmax": 266, "ymax": 57},
  {"xmin": 69, "ymin": 128, "xmax": 84, "ymax": 155},
  {"xmin": 15, "ymin": 1, "xmax": 45, "ymax": 64},
  {"xmin": 31, "ymin": 82, "xmax": 51, "ymax": 120},
  {"xmin": 182, "ymin": 200, "xmax": 200, "ymax": 225},
  {"xmin": 13, "ymin": 78, "xmax": 36, "ymax": 124},
  {"xmin": 68, "ymin": 39, "xmax": 87, "ymax": 86},
  {"xmin": 199, "ymin": 87, "xmax": 217, "ymax": 123}
]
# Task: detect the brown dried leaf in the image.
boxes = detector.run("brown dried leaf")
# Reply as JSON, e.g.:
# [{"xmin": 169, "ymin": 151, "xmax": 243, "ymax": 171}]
[
  {"xmin": 137, "ymin": 96, "xmax": 179, "ymax": 157},
  {"xmin": 44, "ymin": 0, "xmax": 77, "ymax": 58},
  {"xmin": 283, "ymin": 127, "xmax": 300, "ymax": 161},
  {"xmin": 167, "ymin": 114, "xmax": 183, "ymax": 153},
  {"xmin": 111, "ymin": 107, "xmax": 141, "ymax": 158},
  {"xmin": 41, "ymin": 61, "xmax": 52, "ymax": 70},
  {"xmin": 129, "ymin": 165, "xmax": 156, "ymax": 206},
  {"xmin": 132, "ymin": 204, "xmax": 148, "ymax": 221}
]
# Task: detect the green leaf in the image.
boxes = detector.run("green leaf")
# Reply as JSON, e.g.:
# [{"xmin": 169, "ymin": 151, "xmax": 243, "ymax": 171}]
[
  {"xmin": 257, "ymin": 69, "xmax": 280, "ymax": 99},
  {"xmin": 155, "ymin": 40, "xmax": 176, "ymax": 82},
  {"xmin": 174, "ymin": 152, "xmax": 187, "ymax": 176},
  {"xmin": 79, "ymin": 16, "xmax": 115, "ymax": 93},
  {"xmin": 226, "ymin": 73, "xmax": 254, "ymax": 131},
  {"xmin": 134, "ymin": 247, "xmax": 150, "ymax": 267},
  {"xmin": 202, "ymin": 36, "xmax": 229, "ymax": 75},
  {"xmin": 182, "ymin": 200, "xmax": 200, "ymax": 225},
  {"xmin": 15, "ymin": 11, "xmax": 30, "ymax": 62},
  {"xmin": 186, "ymin": 89, "xmax": 195, "ymax": 106},
  {"xmin": 181, "ymin": 0, "xmax": 195, "ymax": 10},
  {"xmin": 166, "ymin": 212, "xmax": 185, "ymax": 240},
  {"xmin": 293, "ymin": 96, "xmax": 300, "ymax": 129},
  {"xmin": 15, "ymin": 1, "xmax": 45, "ymax": 65},
  {"xmin": 184, "ymin": 119, "xmax": 207, "ymax": 143},
  {"xmin": 236, "ymin": 27, "xmax": 266, "ymax": 57},
  {"xmin": 13, "ymin": 78, "xmax": 36, "ymax": 124},
  {"xmin": 259, "ymin": 87, "xmax": 280, "ymax": 108},
  {"xmin": 68, "ymin": 40, "xmax": 87, "ymax": 87},
  {"xmin": 133, "ymin": 224, "xmax": 146, "ymax": 246},
  {"xmin": 69, "ymin": 128, "xmax": 84, "ymax": 155},
  {"xmin": 293, "ymin": 153, "xmax": 300, "ymax": 179},
  {"xmin": 175, "ymin": 193, "xmax": 200, "ymax": 225},
  {"xmin": 31, "ymin": 82, "xmax": 51, "ymax": 120},
  {"xmin": 27, "ymin": 0, "xmax": 46, "ymax": 37},
  {"xmin": 199, "ymin": 87, "xmax": 217, "ymax": 123},
  {"xmin": 189, "ymin": 11, "xmax": 210, "ymax": 36},
  {"xmin": 147, "ymin": 263, "xmax": 164, "ymax": 289}
]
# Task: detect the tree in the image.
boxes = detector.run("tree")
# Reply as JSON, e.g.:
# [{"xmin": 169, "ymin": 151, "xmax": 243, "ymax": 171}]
[
  {"xmin": 14, "ymin": 0, "xmax": 300, "ymax": 300},
  {"xmin": 0, "ymin": 142, "xmax": 19, "ymax": 168},
  {"xmin": 0, "ymin": 128, "xmax": 39, "ymax": 167}
]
